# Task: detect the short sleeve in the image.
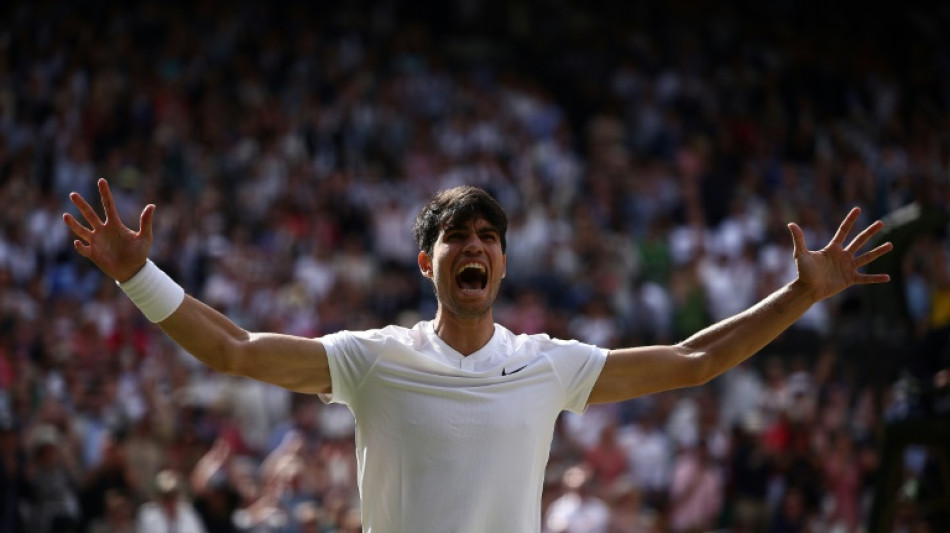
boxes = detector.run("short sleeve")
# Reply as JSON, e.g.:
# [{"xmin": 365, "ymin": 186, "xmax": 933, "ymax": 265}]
[
  {"xmin": 542, "ymin": 339, "xmax": 609, "ymax": 414},
  {"xmin": 320, "ymin": 330, "xmax": 382, "ymax": 406}
]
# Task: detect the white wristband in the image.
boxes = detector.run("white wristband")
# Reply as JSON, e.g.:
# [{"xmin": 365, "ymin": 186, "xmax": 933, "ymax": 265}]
[{"xmin": 116, "ymin": 260, "xmax": 185, "ymax": 323}]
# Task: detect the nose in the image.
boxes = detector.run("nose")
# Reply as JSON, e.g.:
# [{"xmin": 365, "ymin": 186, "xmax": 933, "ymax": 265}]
[{"xmin": 462, "ymin": 233, "xmax": 483, "ymax": 254}]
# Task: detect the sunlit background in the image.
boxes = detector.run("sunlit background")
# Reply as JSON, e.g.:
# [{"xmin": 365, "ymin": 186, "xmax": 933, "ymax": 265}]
[{"xmin": 1, "ymin": 0, "xmax": 948, "ymax": 531}]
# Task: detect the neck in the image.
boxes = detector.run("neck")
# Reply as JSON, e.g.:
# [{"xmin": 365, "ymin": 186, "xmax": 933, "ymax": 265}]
[{"xmin": 431, "ymin": 309, "xmax": 495, "ymax": 356}]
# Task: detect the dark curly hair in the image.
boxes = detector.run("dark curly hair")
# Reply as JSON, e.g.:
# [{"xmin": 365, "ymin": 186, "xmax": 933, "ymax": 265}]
[{"xmin": 412, "ymin": 186, "xmax": 508, "ymax": 256}]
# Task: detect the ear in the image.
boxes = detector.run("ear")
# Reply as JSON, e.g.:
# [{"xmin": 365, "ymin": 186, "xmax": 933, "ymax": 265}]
[
  {"xmin": 501, "ymin": 254, "xmax": 507, "ymax": 278},
  {"xmin": 418, "ymin": 251, "xmax": 433, "ymax": 278}
]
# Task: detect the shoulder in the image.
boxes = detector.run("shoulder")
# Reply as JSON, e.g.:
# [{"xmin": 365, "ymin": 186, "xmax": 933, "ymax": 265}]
[
  {"xmin": 324, "ymin": 323, "xmax": 417, "ymax": 343},
  {"xmin": 494, "ymin": 325, "xmax": 606, "ymax": 363},
  {"xmin": 497, "ymin": 324, "xmax": 597, "ymax": 352},
  {"xmin": 322, "ymin": 322, "xmax": 425, "ymax": 352}
]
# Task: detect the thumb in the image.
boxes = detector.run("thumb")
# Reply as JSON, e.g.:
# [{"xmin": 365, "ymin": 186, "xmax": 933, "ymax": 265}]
[
  {"xmin": 787, "ymin": 222, "xmax": 807, "ymax": 259},
  {"xmin": 139, "ymin": 204, "xmax": 156, "ymax": 241}
]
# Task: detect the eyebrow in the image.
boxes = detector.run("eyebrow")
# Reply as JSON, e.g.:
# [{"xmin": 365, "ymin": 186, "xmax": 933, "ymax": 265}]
[{"xmin": 441, "ymin": 221, "xmax": 500, "ymax": 235}]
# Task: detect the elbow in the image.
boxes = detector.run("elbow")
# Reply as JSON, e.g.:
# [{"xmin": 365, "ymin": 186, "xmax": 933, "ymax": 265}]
[
  {"xmin": 204, "ymin": 334, "xmax": 251, "ymax": 376},
  {"xmin": 676, "ymin": 344, "xmax": 718, "ymax": 387},
  {"xmin": 692, "ymin": 366, "xmax": 717, "ymax": 387}
]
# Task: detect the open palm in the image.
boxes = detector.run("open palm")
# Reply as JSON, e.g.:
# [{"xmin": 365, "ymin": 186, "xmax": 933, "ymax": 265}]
[
  {"xmin": 788, "ymin": 207, "xmax": 893, "ymax": 301},
  {"xmin": 63, "ymin": 178, "xmax": 156, "ymax": 282}
]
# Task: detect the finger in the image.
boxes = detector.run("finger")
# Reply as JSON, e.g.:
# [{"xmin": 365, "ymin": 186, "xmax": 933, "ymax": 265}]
[
  {"xmin": 73, "ymin": 239, "xmax": 93, "ymax": 259},
  {"xmin": 138, "ymin": 204, "xmax": 156, "ymax": 241},
  {"xmin": 69, "ymin": 192, "xmax": 104, "ymax": 228},
  {"xmin": 787, "ymin": 222, "xmax": 807, "ymax": 258},
  {"xmin": 63, "ymin": 213, "xmax": 94, "ymax": 242},
  {"xmin": 845, "ymin": 220, "xmax": 884, "ymax": 254},
  {"xmin": 830, "ymin": 207, "xmax": 861, "ymax": 247},
  {"xmin": 854, "ymin": 272, "xmax": 891, "ymax": 284},
  {"xmin": 855, "ymin": 241, "xmax": 894, "ymax": 267},
  {"xmin": 98, "ymin": 178, "xmax": 121, "ymax": 225}
]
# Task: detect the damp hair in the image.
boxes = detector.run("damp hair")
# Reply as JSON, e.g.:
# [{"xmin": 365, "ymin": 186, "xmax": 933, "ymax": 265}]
[{"xmin": 412, "ymin": 186, "xmax": 508, "ymax": 256}]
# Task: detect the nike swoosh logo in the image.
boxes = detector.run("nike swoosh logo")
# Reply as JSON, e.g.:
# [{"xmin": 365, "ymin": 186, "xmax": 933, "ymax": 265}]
[{"xmin": 502, "ymin": 364, "xmax": 528, "ymax": 376}]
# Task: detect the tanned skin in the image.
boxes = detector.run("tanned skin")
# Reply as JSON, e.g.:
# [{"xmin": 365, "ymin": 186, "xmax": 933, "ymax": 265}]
[{"xmin": 65, "ymin": 179, "xmax": 892, "ymax": 403}]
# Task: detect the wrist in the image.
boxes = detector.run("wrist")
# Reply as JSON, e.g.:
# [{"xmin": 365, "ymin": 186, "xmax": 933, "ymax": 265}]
[
  {"xmin": 116, "ymin": 260, "xmax": 185, "ymax": 323},
  {"xmin": 788, "ymin": 278, "xmax": 823, "ymax": 304},
  {"xmin": 116, "ymin": 261, "xmax": 149, "ymax": 284}
]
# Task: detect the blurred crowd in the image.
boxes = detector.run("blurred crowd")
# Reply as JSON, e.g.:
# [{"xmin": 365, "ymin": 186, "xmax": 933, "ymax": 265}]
[{"xmin": 1, "ymin": 0, "xmax": 950, "ymax": 531}]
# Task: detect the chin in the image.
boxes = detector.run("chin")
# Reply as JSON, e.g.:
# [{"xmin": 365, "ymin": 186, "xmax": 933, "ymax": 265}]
[
  {"xmin": 447, "ymin": 297, "xmax": 494, "ymax": 319},
  {"xmin": 435, "ymin": 282, "xmax": 499, "ymax": 318}
]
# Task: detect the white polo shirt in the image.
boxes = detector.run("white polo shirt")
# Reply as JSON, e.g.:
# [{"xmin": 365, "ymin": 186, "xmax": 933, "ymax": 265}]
[{"xmin": 322, "ymin": 320, "xmax": 608, "ymax": 533}]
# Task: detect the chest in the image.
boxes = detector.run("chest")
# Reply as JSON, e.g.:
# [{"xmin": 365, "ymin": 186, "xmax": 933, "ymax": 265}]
[{"xmin": 351, "ymin": 363, "xmax": 564, "ymax": 448}]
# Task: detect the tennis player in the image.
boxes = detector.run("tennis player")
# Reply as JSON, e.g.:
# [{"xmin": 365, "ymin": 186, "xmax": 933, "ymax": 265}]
[{"xmin": 64, "ymin": 179, "xmax": 892, "ymax": 532}]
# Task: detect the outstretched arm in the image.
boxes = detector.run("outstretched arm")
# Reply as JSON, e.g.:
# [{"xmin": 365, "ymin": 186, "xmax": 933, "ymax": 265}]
[
  {"xmin": 589, "ymin": 208, "xmax": 893, "ymax": 404},
  {"xmin": 64, "ymin": 179, "xmax": 331, "ymax": 395}
]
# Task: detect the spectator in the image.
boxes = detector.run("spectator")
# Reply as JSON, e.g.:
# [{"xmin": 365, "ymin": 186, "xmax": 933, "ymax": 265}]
[
  {"xmin": 545, "ymin": 465, "xmax": 611, "ymax": 533},
  {"xmin": 0, "ymin": 418, "xmax": 28, "ymax": 533},
  {"xmin": 726, "ymin": 423, "xmax": 771, "ymax": 533},
  {"xmin": 191, "ymin": 439, "xmax": 242, "ymax": 533},
  {"xmin": 584, "ymin": 423, "xmax": 630, "ymax": 492},
  {"xmin": 821, "ymin": 431, "xmax": 863, "ymax": 531},
  {"xmin": 668, "ymin": 440, "xmax": 723, "ymax": 533},
  {"xmin": 0, "ymin": 1, "xmax": 947, "ymax": 529},
  {"xmin": 135, "ymin": 469, "xmax": 206, "ymax": 533},
  {"xmin": 604, "ymin": 478, "xmax": 651, "ymax": 533},
  {"xmin": 24, "ymin": 425, "xmax": 81, "ymax": 533},
  {"xmin": 79, "ymin": 432, "xmax": 138, "ymax": 531},
  {"xmin": 617, "ymin": 410, "xmax": 672, "ymax": 511},
  {"xmin": 769, "ymin": 486, "xmax": 813, "ymax": 533},
  {"xmin": 88, "ymin": 489, "xmax": 135, "ymax": 533}
]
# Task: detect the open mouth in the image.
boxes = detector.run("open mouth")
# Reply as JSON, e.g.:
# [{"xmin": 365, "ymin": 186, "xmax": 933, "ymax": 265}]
[{"xmin": 455, "ymin": 262, "xmax": 488, "ymax": 291}]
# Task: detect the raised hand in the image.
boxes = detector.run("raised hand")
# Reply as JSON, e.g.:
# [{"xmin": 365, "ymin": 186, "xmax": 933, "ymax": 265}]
[
  {"xmin": 788, "ymin": 207, "xmax": 893, "ymax": 301},
  {"xmin": 63, "ymin": 178, "xmax": 155, "ymax": 282}
]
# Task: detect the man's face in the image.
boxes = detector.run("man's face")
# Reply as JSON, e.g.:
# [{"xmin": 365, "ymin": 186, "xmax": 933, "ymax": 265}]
[{"xmin": 419, "ymin": 216, "xmax": 506, "ymax": 319}]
